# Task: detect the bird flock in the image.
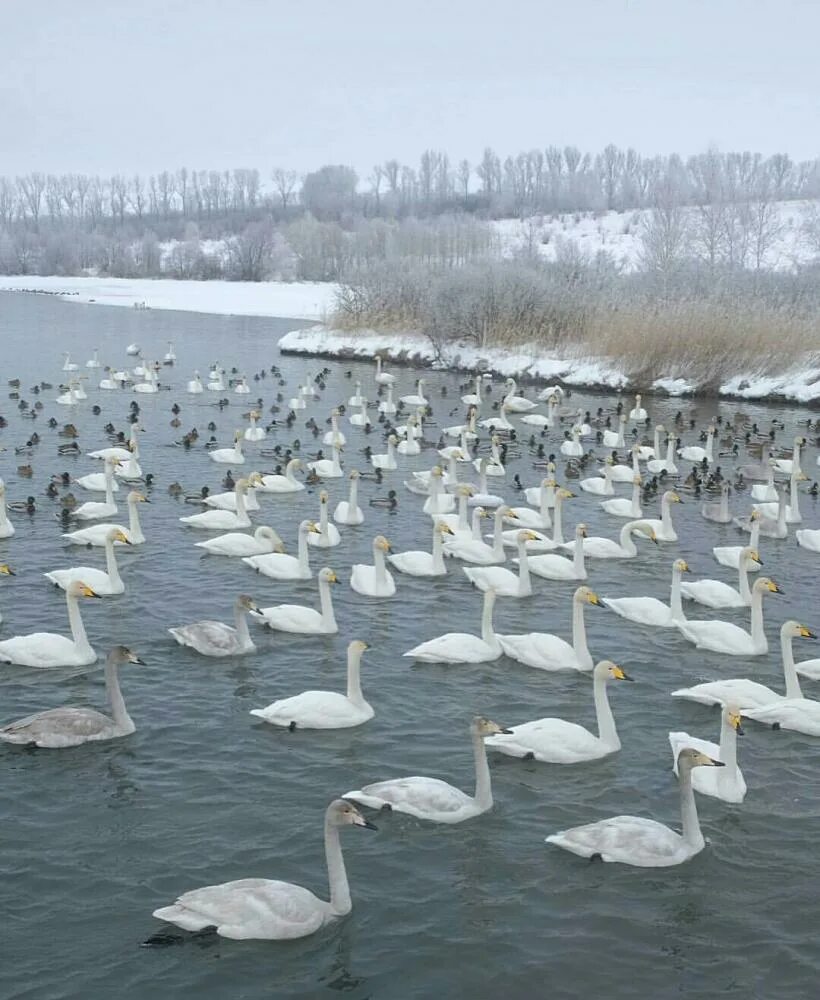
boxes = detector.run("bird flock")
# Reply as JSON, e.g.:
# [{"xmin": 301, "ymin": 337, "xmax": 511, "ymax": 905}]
[{"xmin": 2, "ymin": 341, "xmax": 820, "ymax": 942}]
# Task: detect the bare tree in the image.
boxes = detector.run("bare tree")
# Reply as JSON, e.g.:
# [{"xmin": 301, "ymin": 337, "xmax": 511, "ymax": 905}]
[{"xmin": 272, "ymin": 167, "xmax": 299, "ymax": 210}]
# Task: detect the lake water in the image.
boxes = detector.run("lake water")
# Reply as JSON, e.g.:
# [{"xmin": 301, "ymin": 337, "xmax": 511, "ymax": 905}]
[{"xmin": 1, "ymin": 291, "xmax": 820, "ymax": 1000}]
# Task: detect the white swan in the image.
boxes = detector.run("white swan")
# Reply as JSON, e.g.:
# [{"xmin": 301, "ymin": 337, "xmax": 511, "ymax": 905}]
[
  {"xmin": 743, "ymin": 690, "xmax": 820, "ymax": 736},
  {"xmin": 753, "ymin": 470, "xmax": 807, "ymax": 523},
  {"xmin": 371, "ymin": 435, "xmax": 398, "ymax": 471},
  {"xmin": 502, "ymin": 377, "xmax": 537, "ymax": 413},
  {"xmin": 378, "ymin": 384, "xmax": 397, "ymax": 416},
  {"xmin": 349, "ymin": 400, "xmax": 370, "ymax": 429},
  {"xmin": 463, "ymin": 531, "xmax": 539, "ymax": 597},
  {"xmin": 646, "ymin": 434, "xmax": 678, "ymax": 475},
  {"xmin": 234, "ymin": 376, "xmax": 251, "ymax": 395},
  {"xmin": 546, "ymin": 749, "xmax": 723, "ymax": 867},
  {"xmin": 679, "ymin": 548, "xmax": 761, "ymax": 608},
  {"xmin": 187, "ymin": 372, "xmax": 204, "ymax": 394},
  {"xmin": 487, "ymin": 660, "xmax": 633, "ymax": 763},
  {"xmin": 396, "ymin": 415, "xmax": 421, "ymax": 455},
  {"xmin": 308, "ymin": 440, "xmax": 344, "ymax": 479},
  {"xmin": 641, "ymin": 490, "xmax": 682, "ymax": 542},
  {"xmin": 774, "ymin": 435, "xmax": 805, "ymax": 476},
  {"xmin": 334, "ymin": 470, "xmax": 364, "ymax": 525},
  {"xmin": 210, "ymin": 432, "xmax": 245, "ymax": 465},
  {"xmin": 607, "ymin": 445, "xmax": 641, "ymax": 483},
  {"xmin": 701, "ymin": 483, "xmax": 732, "ymax": 523},
  {"xmin": 72, "ymin": 458, "xmax": 120, "ymax": 520},
  {"xmin": 628, "ymin": 394, "xmax": 647, "ymax": 421},
  {"xmin": 435, "ymin": 485, "xmax": 474, "ymax": 536},
  {"xmin": 45, "ymin": 528, "xmax": 131, "ymax": 595},
  {"xmin": 736, "ymin": 488, "xmax": 788, "ymax": 539},
  {"xmin": 251, "ymin": 640, "xmax": 371, "ymax": 729},
  {"xmin": 374, "ymin": 355, "xmax": 396, "ymax": 385},
  {"xmin": 560, "ymin": 427, "xmax": 583, "ymax": 457},
  {"xmin": 525, "ymin": 524, "xmax": 588, "ymax": 581},
  {"xmin": 524, "ymin": 474, "xmax": 556, "ymax": 510},
  {"xmin": 677, "ymin": 577, "xmax": 781, "ymax": 655},
  {"xmin": 497, "ymin": 586, "xmax": 600, "ymax": 672},
  {"xmin": 345, "ymin": 716, "xmax": 510, "ymax": 823},
  {"xmin": 244, "ymin": 411, "xmax": 266, "ymax": 442},
  {"xmin": 671, "ymin": 620, "xmax": 813, "ymax": 709},
  {"xmin": 253, "ymin": 567, "xmax": 339, "ymax": 635},
  {"xmin": 389, "ymin": 522, "xmax": 454, "ymax": 577},
  {"xmin": 600, "ymin": 475, "xmax": 643, "ymax": 518},
  {"xmin": 164, "ymin": 341, "xmax": 176, "ymax": 363},
  {"xmin": 62, "ymin": 351, "xmax": 79, "ymax": 372},
  {"xmin": 750, "ymin": 459, "xmax": 778, "ymax": 501},
  {"xmin": 196, "ymin": 526, "xmax": 284, "ymax": 558},
  {"xmin": 258, "ymin": 459, "xmax": 304, "ymax": 493},
  {"xmin": 151, "ymin": 799, "xmax": 375, "ymax": 940},
  {"xmin": 439, "ymin": 429, "xmax": 473, "ymax": 463},
  {"xmin": 465, "ymin": 458, "xmax": 504, "ymax": 509},
  {"xmin": 88, "ymin": 427, "xmax": 141, "ymax": 463},
  {"xmin": 0, "ymin": 645, "xmax": 144, "ymax": 747},
  {"xmin": 796, "ymin": 527, "xmax": 820, "ymax": 553},
  {"xmin": 243, "ymin": 521, "xmax": 321, "ymax": 580},
  {"xmin": 0, "ymin": 581, "xmax": 100, "ymax": 668},
  {"xmin": 568, "ymin": 519, "xmax": 657, "ymax": 559},
  {"xmin": 350, "ymin": 535, "xmax": 395, "ymax": 597},
  {"xmin": 308, "ymin": 491, "xmax": 341, "ymax": 548},
  {"xmin": 348, "ymin": 381, "xmax": 366, "ymax": 407},
  {"xmin": 479, "ymin": 403, "xmax": 514, "ymax": 432},
  {"xmin": 404, "ymin": 587, "xmax": 501, "ymax": 663},
  {"xmin": 472, "ymin": 435, "xmax": 504, "ymax": 477},
  {"xmin": 76, "ymin": 464, "xmax": 121, "ymax": 493},
  {"xmin": 461, "ymin": 375, "xmax": 484, "ymax": 406},
  {"xmin": 713, "ymin": 511, "xmax": 762, "ymax": 570},
  {"xmin": 126, "ymin": 342, "xmax": 140, "ymax": 356},
  {"xmin": 678, "ymin": 425, "xmax": 715, "ymax": 464},
  {"xmin": 400, "ymin": 378, "xmax": 428, "ymax": 407},
  {"xmin": 204, "ymin": 475, "xmax": 262, "ymax": 512},
  {"xmin": 0, "ymin": 482, "xmax": 15, "ymax": 538},
  {"xmin": 602, "ymin": 416, "xmax": 626, "ymax": 449},
  {"xmin": 669, "ymin": 706, "xmax": 746, "ymax": 803},
  {"xmin": 506, "ymin": 484, "xmax": 552, "ymax": 530},
  {"xmin": 580, "ymin": 462, "xmax": 615, "ymax": 496},
  {"xmin": 180, "ymin": 479, "xmax": 252, "ymax": 530},
  {"xmin": 169, "ymin": 595, "xmax": 259, "ymax": 657},
  {"xmin": 443, "ymin": 506, "xmax": 514, "ymax": 564},
  {"xmin": 635, "ymin": 424, "xmax": 663, "ymax": 461},
  {"xmin": 603, "ymin": 558, "xmax": 689, "ymax": 628},
  {"xmin": 56, "ymin": 379, "xmax": 81, "ymax": 405},
  {"xmin": 85, "ymin": 349, "xmax": 101, "ymax": 370},
  {"xmin": 323, "ymin": 409, "xmax": 347, "ymax": 447}
]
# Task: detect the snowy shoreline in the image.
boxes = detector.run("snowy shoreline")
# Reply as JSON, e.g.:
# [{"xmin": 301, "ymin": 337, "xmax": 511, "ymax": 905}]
[
  {"xmin": 2, "ymin": 274, "xmax": 819, "ymax": 405},
  {"xmin": 279, "ymin": 325, "xmax": 820, "ymax": 407}
]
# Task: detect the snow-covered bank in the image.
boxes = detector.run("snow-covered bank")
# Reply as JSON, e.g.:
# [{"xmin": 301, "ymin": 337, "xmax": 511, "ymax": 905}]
[
  {"xmin": 279, "ymin": 325, "xmax": 820, "ymax": 406},
  {"xmin": 0, "ymin": 275, "xmax": 338, "ymax": 322}
]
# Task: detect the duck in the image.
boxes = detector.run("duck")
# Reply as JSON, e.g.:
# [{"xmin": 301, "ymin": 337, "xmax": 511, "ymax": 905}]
[
  {"xmin": 486, "ymin": 660, "xmax": 634, "ymax": 762},
  {"xmin": 0, "ymin": 646, "xmax": 144, "ymax": 747},
  {"xmin": 603, "ymin": 559, "xmax": 690, "ymax": 628},
  {"xmin": 640, "ymin": 490, "xmax": 683, "ymax": 542},
  {"xmin": 45, "ymin": 528, "xmax": 131, "ymax": 595},
  {"xmin": 671, "ymin": 621, "xmax": 814, "ymax": 709},
  {"xmin": 524, "ymin": 524, "xmax": 588, "ymax": 581},
  {"xmin": 679, "ymin": 548, "xmax": 762, "ymax": 608},
  {"xmin": 344, "ymin": 716, "xmax": 510, "ymax": 824},
  {"xmin": 0, "ymin": 581, "xmax": 100, "ymax": 668},
  {"xmin": 462, "ymin": 530, "xmax": 540, "ymax": 597},
  {"xmin": 251, "ymin": 640, "xmax": 372, "ymax": 729},
  {"xmin": 545, "ymin": 749, "xmax": 723, "ymax": 867},
  {"xmin": 497, "ymin": 586, "xmax": 600, "ymax": 672},
  {"xmin": 677, "ymin": 577, "xmax": 781, "ymax": 655},
  {"xmin": 334, "ymin": 470, "xmax": 364, "ymax": 525},
  {"xmin": 404, "ymin": 587, "xmax": 501, "ymax": 663},
  {"xmin": 389, "ymin": 522, "xmax": 454, "ymax": 577},
  {"xmin": 567, "ymin": 519, "xmax": 657, "ymax": 559},
  {"xmin": 180, "ymin": 479, "xmax": 253, "ymax": 530},
  {"xmin": 195, "ymin": 526, "xmax": 284, "ymax": 558},
  {"xmin": 350, "ymin": 535, "xmax": 395, "ymax": 597},
  {"xmin": 169, "ymin": 595, "xmax": 260, "ymax": 657},
  {"xmin": 669, "ymin": 706, "xmax": 746, "ymax": 803},
  {"xmin": 252, "ymin": 567, "xmax": 339, "ymax": 634},
  {"xmin": 150, "ymin": 799, "xmax": 375, "ymax": 941},
  {"xmin": 243, "ymin": 521, "xmax": 321, "ymax": 580}
]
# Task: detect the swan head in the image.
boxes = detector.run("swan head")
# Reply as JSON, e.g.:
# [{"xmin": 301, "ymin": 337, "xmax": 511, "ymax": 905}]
[
  {"xmin": 387, "ymin": 434, "xmax": 398, "ymax": 445},
  {"xmin": 436, "ymin": 522, "xmax": 455, "ymax": 536},
  {"xmin": 431, "ymin": 466, "xmax": 443, "ymax": 478},
  {"xmin": 517, "ymin": 530, "xmax": 540, "ymax": 545},
  {"xmin": 576, "ymin": 523, "xmax": 588, "ymax": 538},
  {"xmin": 68, "ymin": 581, "xmax": 101, "ymax": 599},
  {"xmin": 127, "ymin": 491, "xmax": 150, "ymax": 504},
  {"xmin": 674, "ymin": 559, "xmax": 690, "ymax": 574},
  {"xmin": 781, "ymin": 620, "xmax": 815, "ymax": 640},
  {"xmin": 666, "ymin": 491, "xmax": 682, "ymax": 504},
  {"xmin": 348, "ymin": 639, "xmax": 368, "ymax": 656},
  {"xmin": 456, "ymin": 484, "xmax": 475, "ymax": 497},
  {"xmin": 677, "ymin": 748, "xmax": 724, "ymax": 771},
  {"xmin": 301, "ymin": 520, "xmax": 322, "ymax": 536},
  {"xmin": 557, "ymin": 488, "xmax": 575, "ymax": 500},
  {"xmin": 319, "ymin": 567, "xmax": 338, "ymax": 585},
  {"xmin": 632, "ymin": 475, "xmax": 642, "ymax": 486},
  {"xmin": 541, "ymin": 476, "xmax": 557, "ymax": 488},
  {"xmin": 0, "ymin": 563, "xmax": 14, "ymax": 576},
  {"xmin": 109, "ymin": 644, "xmax": 145, "ymax": 666},
  {"xmin": 257, "ymin": 527, "xmax": 285, "ymax": 552},
  {"xmin": 575, "ymin": 586, "xmax": 601, "ymax": 607},
  {"xmin": 319, "ymin": 490, "xmax": 329, "ymax": 505},
  {"xmin": 472, "ymin": 716, "xmax": 512, "ymax": 737},
  {"xmin": 247, "ymin": 472, "xmax": 264, "ymax": 487},
  {"xmin": 723, "ymin": 705, "xmax": 744, "ymax": 736},
  {"xmin": 288, "ymin": 458, "xmax": 303, "ymax": 472},
  {"xmin": 236, "ymin": 595, "xmax": 260, "ymax": 613},
  {"xmin": 374, "ymin": 535, "xmax": 391, "ymax": 552},
  {"xmin": 106, "ymin": 528, "xmax": 131, "ymax": 546},
  {"xmin": 740, "ymin": 548, "xmax": 762, "ymax": 568},
  {"xmin": 656, "ymin": 424, "xmax": 665, "ymax": 433},
  {"xmin": 329, "ymin": 799, "xmax": 377, "ymax": 830},
  {"xmin": 348, "ymin": 469, "xmax": 360, "ymax": 481},
  {"xmin": 630, "ymin": 521, "xmax": 657, "ymax": 544},
  {"xmin": 236, "ymin": 478, "xmax": 251, "ymax": 492},
  {"xmin": 234, "ymin": 430, "xmax": 243, "ymax": 442},
  {"xmin": 594, "ymin": 659, "xmax": 634, "ymax": 682},
  {"xmin": 754, "ymin": 577, "xmax": 781, "ymax": 596}
]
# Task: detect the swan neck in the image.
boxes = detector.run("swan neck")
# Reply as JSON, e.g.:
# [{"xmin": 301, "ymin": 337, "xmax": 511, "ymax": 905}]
[
  {"xmin": 719, "ymin": 716, "xmax": 737, "ymax": 772},
  {"xmin": 552, "ymin": 495, "xmax": 564, "ymax": 544},
  {"xmin": 781, "ymin": 633, "xmax": 804, "ymax": 699},
  {"xmin": 66, "ymin": 591, "xmax": 92, "ymax": 656},
  {"xmin": 348, "ymin": 478, "xmax": 359, "ymax": 509},
  {"xmin": 679, "ymin": 765, "xmax": 705, "ymax": 850},
  {"xmin": 480, "ymin": 594, "xmax": 497, "ymax": 645},
  {"xmin": 127, "ymin": 499, "xmax": 144, "ymax": 543},
  {"xmin": 572, "ymin": 596, "xmax": 590, "ymax": 661},
  {"xmin": 374, "ymin": 545, "xmax": 387, "ymax": 584},
  {"xmin": 105, "ymin": 656, "xmax": 132, "ymax": 729},
  {"xmin": 319, "ymin": 577, "xmax": 337, "ymax": 629},
  {"xmin": 234, "ymin": 602, "xmax": 252, "ymax": 647},
  {"xmin": 298, "ymin": 528, "xmax": 311, "ymax": 572},
  {"xmin": 749, "ymin": 587, "xmax": 766, "ymax": 646},
  {"xmin": 472, "ymin": 728, "xmax": 493, "ymax": 810},
  {"xmin": 346, "ymin": 648, "xmax": 365, "ymax": 705},
  {"xmin": 738, "ymin": 559, "xmax": 752, "ymax": 603},
  {"xmin": 432, "ymin": 525, "xmax": 445, "ymax": 573},
  {"xmin": 573, "ymin": 532, "xmax": 585, "ymax": 573},
  {"xmin": 325, "ymin": 819, "xmax": 352, "ymax": 916},
  {"xmin": 457, "ymin": 492, "xmax": 469, "ymax": 530},
  {"xmin": 516, "ymin": 538, "xmax": 531, "ymax": 595},
  {"xmin": 104, "ymin": 538, "xmax": 123, "ymax": 588},
  {"xmin": 670, "ymin": 566, "xmax": 686, "ymax": 623},
  {"xmin": 593, "ymin": 671, "xmax": 619, "ymax": 748},
  {"xmin": 492, "ymin": 510, "xmax": 505, "ymax": 557},
  {"xmin": 619, "ymin": 523, "xmax": 637, "ymax": 556},
  {"xmin": 104, "ymin": 463, "xmax": 114, "ymax": 505}
]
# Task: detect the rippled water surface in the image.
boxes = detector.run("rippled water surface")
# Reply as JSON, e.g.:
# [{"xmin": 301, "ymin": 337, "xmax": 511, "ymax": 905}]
[{"xmin": 2, "ymin": 292, "xmax": 820, "ymax": 1000}]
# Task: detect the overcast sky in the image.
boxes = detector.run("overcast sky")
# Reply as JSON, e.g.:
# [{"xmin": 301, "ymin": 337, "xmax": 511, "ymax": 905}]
[{"xmin": 2, "ymin": 0, "xmax": 818, "ymax": 179}]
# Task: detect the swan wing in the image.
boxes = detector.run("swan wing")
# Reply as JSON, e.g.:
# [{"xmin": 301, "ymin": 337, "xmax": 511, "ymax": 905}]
[
  {"xmin": 603, "ymin": 597, "xmax": 673, "ymax": 627},
  {"xmin": 743, "ymin": 698, "xmax": 820, "ymax": 736},
  {"xmin": 678, "ymin": 620, "xmax": 754, "ymax": 654},
  {"xmin": 498, "ymin": 633, "xmax": 583, "ymax": 670},
  {"xmin": 388, "ymin": 552, "xmax": 437, "ymax": 576},
  {"xmin": 256, "ymin": 605, "xmax": 325, "ymax": 633},
  {"xmin": 169, "ymin": 622, "xmax": 246, "ymax": 656},
  {"xmin": 547, "ymin": 816, "xmax": 687, "ymax": 866},
  {"xmin": 196, "ymin": 533, "xmax": 260, "ymax": 556},
  {"xmin": 45, "ymin": 568, "xmax": 115, "ymax": 593},
  {"xmin": 0, "ymin": 707, "xmax": 116, "ymax": 746},
  {"xmin": 346, "ymin": 776, "xmax": 471, "ymax": 818},
  {"xmin": 670, "ymin": 679, "xmax": 780, "ymax": 709},
  {"xmin": 680, "ymin": 580, "xmax": 743, "ymax": 608},
  {"xmin": 0, "ymin": 633, "xmax": 94, "ymax": 668},
  {"xmin": 251, "ymin": 691, "xmax": 370, "ymax": 729},
  {"xmin": 463, "ymin": 566, "xmax": 517, "ymax": 593},
  {"xmin": 154, "ymin": 879, "xmax": 327, "ymax": 940},
  {"xmin": 243, "ymin": 554, "xmax": 302, "ymax": 579},
  {"xmin": 404, "ymin": 633, "xmax": 499, "ymax": 663},
  {"xmin": 486, "ymin": 718, "xmax": 605, "ymax": 762}
]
